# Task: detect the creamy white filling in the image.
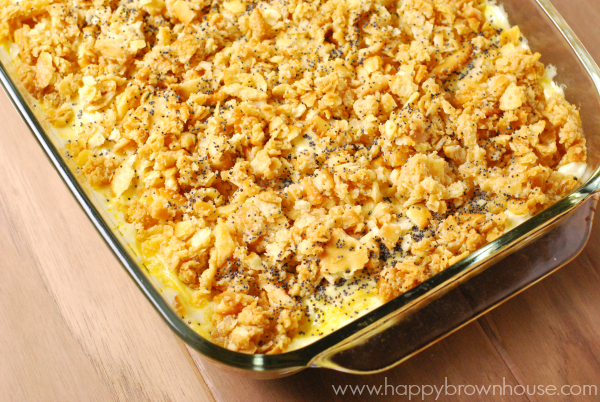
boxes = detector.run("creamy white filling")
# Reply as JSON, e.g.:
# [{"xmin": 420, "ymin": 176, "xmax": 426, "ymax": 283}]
[
  {"xmin": 291, "ymin": 131, "xmax": 321, "ymax": 157},
  {"xmin": 484, "ymin": 1, "xmax": 511, "ymax": 31},
  {"xmin": 540, "ymin": 64, "xmax": 565, "ymax": 98},
  {"xmin": 8, "ymin": 42, "xmax": 18, "ymax": 57},
  {"xmin": 484, "ymin": 1, "xmax": 530, "ymax": 50},
  {"xmin": 558, "ymin": 162, "xmax": 588, "ymax": 179},
  {"xmin": 504, "ymin": 209, "xmax": 531, "ymax": 230}
]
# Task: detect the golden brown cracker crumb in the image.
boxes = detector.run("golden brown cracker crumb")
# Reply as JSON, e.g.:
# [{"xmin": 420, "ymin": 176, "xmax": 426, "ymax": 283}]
[{"xmin": 2, "ymin": 0, "xmax": 586, "ymax": 354}]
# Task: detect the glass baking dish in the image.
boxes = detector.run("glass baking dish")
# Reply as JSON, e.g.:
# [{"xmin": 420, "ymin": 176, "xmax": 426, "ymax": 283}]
[{"xmin": 1, "ymin": 0, "xmax": 600, "ymax": 379}]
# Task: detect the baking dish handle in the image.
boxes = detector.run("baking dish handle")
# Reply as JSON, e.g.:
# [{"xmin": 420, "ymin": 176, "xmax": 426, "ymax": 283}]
[{"xmin": 308, "ymin": 196, "xmax": 598, "ymax": 374}]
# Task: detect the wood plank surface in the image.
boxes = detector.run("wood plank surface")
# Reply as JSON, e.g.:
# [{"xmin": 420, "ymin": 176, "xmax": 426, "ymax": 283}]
[
  {"xmin": 1, "ymin": 0, "xmax": 600, "ymax": 401},
  {"xmin": 0, "ymin": 89, "xmax": 217, "ymax": 402}
]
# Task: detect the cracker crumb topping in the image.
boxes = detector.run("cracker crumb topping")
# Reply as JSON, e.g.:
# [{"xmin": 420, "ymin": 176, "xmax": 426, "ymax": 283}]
[{"xmin": 1, "ymin": 0, "xmax": 586, "ymax": 354}]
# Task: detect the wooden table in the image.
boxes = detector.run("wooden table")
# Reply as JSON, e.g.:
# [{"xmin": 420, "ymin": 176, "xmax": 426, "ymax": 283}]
[{"xmin": 2, "ymin": 1, "xmax": 600, "ymax": 401}]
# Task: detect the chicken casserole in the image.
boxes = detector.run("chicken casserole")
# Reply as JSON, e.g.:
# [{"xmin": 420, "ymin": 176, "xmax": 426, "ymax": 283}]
[{"xmin": 0, "ymin": 0, "xmax": 587, "ymax": 354}]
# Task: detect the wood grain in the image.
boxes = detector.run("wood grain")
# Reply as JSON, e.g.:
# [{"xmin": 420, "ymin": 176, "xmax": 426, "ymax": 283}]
[
  {"xmin": 1, "ymin": 0, "xmax": 600, "ymax": 401},
  {"xmin": 0, "ymin": 91, "xmax": 216, "ymax": 401}
]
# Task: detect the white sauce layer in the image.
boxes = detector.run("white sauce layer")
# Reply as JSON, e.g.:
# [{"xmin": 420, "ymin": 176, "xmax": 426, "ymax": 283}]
[{"xmin": 558, "ymin": 162, "xmax": 589, "ymax": 181}]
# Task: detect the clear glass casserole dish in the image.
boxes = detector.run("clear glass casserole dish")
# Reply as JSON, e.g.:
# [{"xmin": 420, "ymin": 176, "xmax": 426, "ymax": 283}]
[{"xmin": 1, "ymin": 0, "xmax": 599, "ymax": 379}]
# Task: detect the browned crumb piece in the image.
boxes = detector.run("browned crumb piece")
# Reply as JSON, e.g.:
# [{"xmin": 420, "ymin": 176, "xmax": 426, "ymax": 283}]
[{"xmin": 378, "ymin": 262, "xmax": 428, "ymax": 303}]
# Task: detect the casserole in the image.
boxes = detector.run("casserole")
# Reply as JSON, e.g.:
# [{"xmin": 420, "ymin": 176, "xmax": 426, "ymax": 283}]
[{"xmin": 1, "ymin": 0, "xmax": 600, "ymax": 378}]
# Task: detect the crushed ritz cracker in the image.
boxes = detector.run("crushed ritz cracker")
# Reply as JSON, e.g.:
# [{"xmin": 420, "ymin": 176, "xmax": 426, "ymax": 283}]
[{"xmin": 0, "ymin": 0, "xmax": 586, "ymax": 354}]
